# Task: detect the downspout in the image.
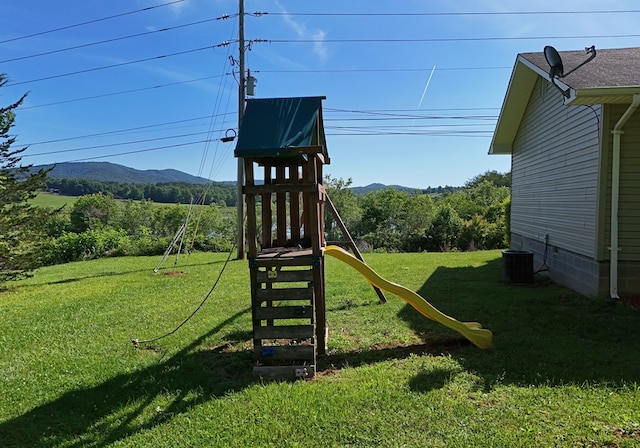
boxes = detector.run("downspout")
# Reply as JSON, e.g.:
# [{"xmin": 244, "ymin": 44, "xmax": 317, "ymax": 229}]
[{"xmin": 609, "ymin": 93, "xmax": 640, "ymax": 299}]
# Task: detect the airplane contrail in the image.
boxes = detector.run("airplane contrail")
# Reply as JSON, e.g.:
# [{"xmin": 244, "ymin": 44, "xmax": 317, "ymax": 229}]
[
  {"xmin": 412, "ymin": 65, "xmax": 436, "ymax": 128},
  {"xmin": 418, "ymin": 65, "xmax": 436, "ymax": 109}
]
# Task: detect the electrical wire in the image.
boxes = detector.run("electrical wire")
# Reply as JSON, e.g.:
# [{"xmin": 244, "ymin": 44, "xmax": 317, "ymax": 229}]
[
  {"xmin": 55, "ymin": 140, "xmax": 215, "ymax": 163},
  {"xmin": 6, "ymin": 45, "xmax": 223, "ymax": 87},
  {"xmin": 132, "ymin": 235, "xmax": 237, "ymax": 348},
  {"xmin": 324, "ymin": 115, "xmax": 497, "ymax": 121},
  {"xmin": 20, "ymin": 114, "xmax": 232, "ymax": 146},
  {"xmin": 0, "ymin": 0, "xmax": 188, "ymax": 44},
  {"xmin": 263, "ymin": 10, "xmax": 640, "ymax": 17},
  {"xmin": 266, "ymin": 33, "xmax": 640, "ymax": 44},
  {"xmin": 325, "ymin": 129, "xmax": 492, "ymax": 137},
  {"xmin": 325, "ymin": 107, "xmax": 500, "ymax": 113},
  {"xmin": 20, "ymin": 109, "xmax": 494, "ymax": 160},
  {"xmin": 196, "ymin": 17, "xmax": 238, "ymax": 181},
  {"xmin": 20, "ymin": 75, "xmax": 228, "ymax": 110},
  {"xmin": 21, "ymin": 117, "xmax": 492, "ymax": 158},
  {"xmin": 22, "ymin": 131, "xmax": 226, "ymax": 157},
  {"xmin": 18, "ymin": 69, "xmax": 501, "ymax": 111},
  {"xmin": 256, "ymin": 66, "xmax": 510, "ymax": 74},
  {"xmin": 534, "ymin": 237, "xmax": 550, "ymax": 274},
  {"xmin": 0, "ymin": 17, "xmax": 228, "ymax": 64}
]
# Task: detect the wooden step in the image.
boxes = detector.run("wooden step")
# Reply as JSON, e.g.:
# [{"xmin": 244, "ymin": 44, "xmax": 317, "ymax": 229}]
[
  {"xmin": 254, "ymin": 344, "xmax": 315, "ymax": 361},
  {"xmin": 253, "ymin": 365, "xmax": 315, "ymax": 380},
  {"xmin": 256, "ymin": 269, "xmax": 313, "ymax": 283},
  {"xmin": 256, "ymin": 286, "xmax": 314, "ymax": 302},
  {"xmin": 255, "ymin": 305, "xmax": 313, "ymax": 320},
  {"xmin": 254, "ymin": 324, "xmax": 314, "ymax": 340}
]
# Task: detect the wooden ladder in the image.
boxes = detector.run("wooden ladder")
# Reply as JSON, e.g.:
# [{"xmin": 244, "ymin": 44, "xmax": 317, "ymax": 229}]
[{"xmin": 251, "ymin": 252, "xmax": 320, "ymax": 379}]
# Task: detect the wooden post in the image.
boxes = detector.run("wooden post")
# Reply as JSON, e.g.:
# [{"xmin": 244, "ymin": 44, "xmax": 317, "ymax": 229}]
[
  {"xmin": 276, "ymin": 165, "xmax": 287, "ymax": 245},
  {"xmin": 261, "ymin": 164, "xmax": 272, "ymax": 248},
  {"xmin": 244, "ymin": 158, "xmax": 257, "ymax": 258}
]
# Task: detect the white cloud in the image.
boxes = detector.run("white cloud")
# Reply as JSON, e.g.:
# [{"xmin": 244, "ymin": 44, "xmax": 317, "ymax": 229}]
[
  {"xmin": 312, "ymin": 30, "xmax": 329, "ymax": 62},
  {"xmin": 167, "ymin": 0, "xmax": 190, "ymax": 14},
  {"xmin": 276, "ymin": 1, "xmax": 330, "ymax": 63}
]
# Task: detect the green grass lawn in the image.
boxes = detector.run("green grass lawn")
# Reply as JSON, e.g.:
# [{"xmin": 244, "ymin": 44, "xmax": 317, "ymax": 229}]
[{"xmin": 2, "ymin": 250, "xmax": 640, "ymax": 447}]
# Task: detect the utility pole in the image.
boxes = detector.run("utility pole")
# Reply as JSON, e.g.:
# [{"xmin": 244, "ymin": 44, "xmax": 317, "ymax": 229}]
[{"xmin": 236, "ymin": 0, "xmax": 246, "ymax": 259}]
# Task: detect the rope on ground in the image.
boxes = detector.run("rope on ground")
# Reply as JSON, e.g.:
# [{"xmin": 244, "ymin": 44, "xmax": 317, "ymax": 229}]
[{"xmin": 132, "ymin": 236, "xmax": 237, "ymax": 348}]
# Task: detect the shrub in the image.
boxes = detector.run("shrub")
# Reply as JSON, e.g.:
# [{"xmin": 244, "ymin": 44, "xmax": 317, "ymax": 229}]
[{"xmin": 43, "ymin": 228, "xmax": 131, "ymax": 264}]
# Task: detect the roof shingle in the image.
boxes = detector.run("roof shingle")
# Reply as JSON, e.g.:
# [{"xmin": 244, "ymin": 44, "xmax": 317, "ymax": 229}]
[{"xmin": 520, "ymin": 47, "xmax": 640, "ymax": 90}]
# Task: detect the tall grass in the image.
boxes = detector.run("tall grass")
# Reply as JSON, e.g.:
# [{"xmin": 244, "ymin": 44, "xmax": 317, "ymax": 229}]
[{"xmin": 1, "ymin": 250, "xmax": 640, "ymax": 447}]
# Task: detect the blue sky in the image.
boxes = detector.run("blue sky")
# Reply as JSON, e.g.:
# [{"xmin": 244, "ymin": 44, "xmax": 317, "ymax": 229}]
[{"xmin": 2, "ymin": 0, "xmax": 640, "ymax": 188}]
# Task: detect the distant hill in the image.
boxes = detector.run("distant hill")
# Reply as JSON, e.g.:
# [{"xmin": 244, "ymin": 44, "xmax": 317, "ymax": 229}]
[
  {"xmin": 30, "ymin": 161, "xmax": 457, "ymax": 194},
  {"xmin": 350, "ymin": 183, "xmax": 460, "ymax": 195},
  {"xmin": 351, "ymin": 183, "xmax": 423, "ymax": 195},
  {"xmin": 32, "ymin": 162, "xmax": 211, "ymax": 184}
]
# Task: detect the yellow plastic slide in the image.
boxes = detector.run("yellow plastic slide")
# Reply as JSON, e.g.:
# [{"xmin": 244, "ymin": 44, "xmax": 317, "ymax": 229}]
[{"xmin": 324, "ymin": 245, "xmax": 493, "ymax": 349}]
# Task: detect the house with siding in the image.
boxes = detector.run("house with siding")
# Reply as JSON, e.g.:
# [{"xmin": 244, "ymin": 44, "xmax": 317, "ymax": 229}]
[{"xmin": 490, "ymin": 47, "xmax": 640, "ymax": 298}]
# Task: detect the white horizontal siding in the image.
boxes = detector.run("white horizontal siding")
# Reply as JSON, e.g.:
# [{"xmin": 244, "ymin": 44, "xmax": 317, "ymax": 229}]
[{"xmin": 511, "ymin": 78, "xmax": 601, "ymax": 257}]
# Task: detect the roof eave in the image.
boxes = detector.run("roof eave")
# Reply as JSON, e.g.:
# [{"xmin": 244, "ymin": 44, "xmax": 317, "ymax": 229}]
[
  {"xmin": 566, "ymin": 86, "xmax": 640, "ymax": 105},
  {"xmin": 489, "ymin": 56, "xmax": 571, "ymax": 155}
]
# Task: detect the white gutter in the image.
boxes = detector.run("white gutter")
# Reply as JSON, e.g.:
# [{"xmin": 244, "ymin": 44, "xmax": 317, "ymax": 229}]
[{"xmin": 609, "ymin": 93, "xmax": 640, "ymax": 299}]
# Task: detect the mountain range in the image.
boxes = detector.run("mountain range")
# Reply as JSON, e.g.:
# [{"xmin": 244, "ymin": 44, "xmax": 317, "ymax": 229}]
[
  {"xmin": 32, "ymin": 161, "xmax": 431, "ymax": 193},
  {"xmin": 33, "ymin": 161, "xmax": 211, "ymax": 184}
]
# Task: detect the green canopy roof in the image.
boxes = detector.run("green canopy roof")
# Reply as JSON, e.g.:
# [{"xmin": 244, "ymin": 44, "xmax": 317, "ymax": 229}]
[{"xmin": 234, "ymin": 96, "xmax": 328, "ymax": 159}]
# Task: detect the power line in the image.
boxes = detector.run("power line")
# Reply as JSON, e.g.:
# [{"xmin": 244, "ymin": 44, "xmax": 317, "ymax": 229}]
[
  {"xmin": 23, "ymin": 119, "xmax": 492, "ymax": 158},
  {"xmin": 21, "ymin": 114, "xmax": 233, "ymax": 147},
  {"xmin": 16, "ymin": 70, "xmax": 501, "ymax": 111},
  {"xmin": 0, "ymin": 0, "xmax": 188, "ymax": 44},
  {"xmin": 50, "ymin": 140, "xmax": 215, "ymax": 164},
  {"xmin": 263, "ymin": 10, "xmax": 640, "ymax": 17},
  {"xmin": 325, "ymin": 107, "xmax": 499, "ymax": 113},
  {"xmin": 326, "ymin": 129, "xmax": 493, "ymax": 137},
  {"xmin": 8, "ymin": 33, "xmax": 636, "ymax": 88},
  {"xmin": 34, "ymin": 128, "xmax": 490, "ymax": 165},
  {"xmin": 6, "ymin": 45, "xmax": 222, "ymax": 87},
  {"xmin": 20, "ymin": 70, "xmax": 502, "ymax": 110},
  {"xmin": 22, "ymin": 132, "xmax": 220, "ymax": 158},
  {"xmin": 267, "ymin": 33, "xmax": 640, "ymax": 44},
  {"xmin": 21, "ymin": 107, "xmax": 495, "ymax": 149},
  {"xmin": 257, "ymin": 67, "xmax": 510, "ymax": 74},
  {"xmin": 20, "ymin": 75, "xmax": 227, "ymax": 110},
  {"xmin": 20, "ymin": 115, "xmax": 493, "ymax": 161},
  {"xmin": 0, "ymin": 17, "xmax": 229, "ymax": 64},
  {"xmin": 324, "ymin": 116, "xmax": 497, "ymax": 122}
]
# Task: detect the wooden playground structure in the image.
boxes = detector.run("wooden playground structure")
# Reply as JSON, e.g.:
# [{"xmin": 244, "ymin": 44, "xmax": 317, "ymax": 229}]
[
  {"xmin": 235, "ymin": 96, "xmax": 493, "ymax": 379},
  {"xmin": 235, "ymin": 96, "xmax": 383, "ymax": 379}
]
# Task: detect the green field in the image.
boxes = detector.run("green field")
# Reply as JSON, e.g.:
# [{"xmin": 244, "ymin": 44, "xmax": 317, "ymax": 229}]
[
  {"xmin": 1, "ymin": 251, "xmax": 640, "ymax": 447},
  {"xmin": 29, "ymin": 192, "xmax": 79, "ymax": 208},
  {"xmin": 31, "ymin": 192, "xmax": 236, "ymax": 214}
]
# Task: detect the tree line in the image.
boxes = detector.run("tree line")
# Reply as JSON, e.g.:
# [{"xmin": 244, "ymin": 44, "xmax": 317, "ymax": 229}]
[
  {"xmin": 31, "ymin": 170, "xmax": 509, "ymax": 268},
  {"xmin": 44, "ymin": 177, "xmax": 237, "ymax": 206},
  {"xmin": 326, "ymin": 171, "xmax": 510, "ymax": 253}
]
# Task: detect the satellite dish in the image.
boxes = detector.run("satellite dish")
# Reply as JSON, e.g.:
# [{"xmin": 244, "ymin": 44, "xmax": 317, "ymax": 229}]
[
  {"xmin": 544, "ymin": 46, "xmax": 564, "ymax": 78},
  {"xmin": 543, "ymin": 45, "xmax": 596, "ymax": 79},
  {"xmin": 542, "ymin": 45, "xmax": 597, "ymax": 98}
]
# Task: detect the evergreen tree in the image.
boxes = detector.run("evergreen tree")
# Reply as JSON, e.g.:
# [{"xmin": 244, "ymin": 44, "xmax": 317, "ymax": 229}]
[{"xmin": 0, "ymin": 74, "xmax": 49, "ymax": 282}]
